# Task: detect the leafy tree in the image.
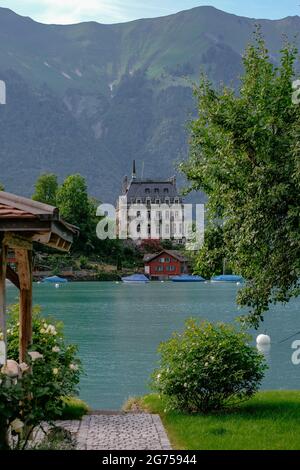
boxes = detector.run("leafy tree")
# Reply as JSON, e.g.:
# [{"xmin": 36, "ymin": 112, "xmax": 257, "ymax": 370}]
[
  {"xmin": 193, "ymin": 225, "xmax": 227, "ymax": 279},
  {"xmin": 56, "ymin": 174, "xmax": 96, "ymax": 252},
  {"xmin": 181, "ymin": 32, "xmax": 300, "ymax": 327},
  {"xmin": 32, "ymin": 173, "xmax": 58, "ymax": 206}
]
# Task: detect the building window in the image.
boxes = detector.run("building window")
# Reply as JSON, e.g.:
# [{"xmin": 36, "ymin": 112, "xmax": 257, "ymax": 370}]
[
  {"xmin": 155, "ymin": 199, "xmax": 160, "ymax": 205},
  {"xmin": 165, "ymin": 210, "xmax": 170, "ymax": 219},
  {"xmin": 136, "ymin": 198, "xmax": 141, "ymax": 204},
  {"xmin": 159, "ymin": 258, "xmax": 165, "ymax": 263},
  {"xmin": 137, "ymin": 211, "xmax": 141, "ymax": 218},
  {"xmin": 155, "ymin": 188, "xmax": 159, "ymax": 194},
  {"xmin": 145, "ymin": 188, "xmax": 150, "ymax": 194},
  {"xmin": 166, "ymin": 266, "xmax": 176, "ymax": 272},
  {"xmin": 137, "ymin": 224, "xmax": 141, "ymax": 233},
  {"xmin": 156, "ymin": 226, "xmax": 160, "ymax": 235},
  {"xmin": 165, "ymin": 224, "xmax": 170, "ymax": 235},
  {"xmin": 174, "ymin": 198, "xmax": 180, "ymax": 204},
  {"xmin": 179, "ymin": 223, "xmax": 183, "ymax": 234},
  {"xmin": 164, "ymin": 188, "xmax": 169, "ymax": 194},
  {"xmin": 165, "ymin": 257, "xmax": 170, "ymax": 263},
  {"xmin": 156, "ymin": 266, "xmax": 164, "ymax": 272},
  {"xmin": 165, "ymin": 197, "xmax": 170, "ymax": 205}
]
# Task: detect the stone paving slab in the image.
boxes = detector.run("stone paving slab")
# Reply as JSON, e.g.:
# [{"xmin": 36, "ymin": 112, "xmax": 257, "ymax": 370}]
[{"xmin": 55, "ymin": 414, "xmax": 172, "ymax": 450}]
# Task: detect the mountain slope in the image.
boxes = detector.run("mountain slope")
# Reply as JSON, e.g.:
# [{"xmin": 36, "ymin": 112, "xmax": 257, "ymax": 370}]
[{"xmin": 0, "ymin": 6, "xmax": 300, "ymax": 201}]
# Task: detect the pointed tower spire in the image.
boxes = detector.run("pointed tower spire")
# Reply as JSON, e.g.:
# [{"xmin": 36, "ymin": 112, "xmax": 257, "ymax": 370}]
[{"xmin": 132, "ymin": 160, "xmax": 137, "ymax": 180}]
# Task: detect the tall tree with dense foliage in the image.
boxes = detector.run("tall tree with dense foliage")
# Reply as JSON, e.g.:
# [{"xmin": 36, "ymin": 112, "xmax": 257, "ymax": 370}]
[
  {"xmin": 56, "ymin": 174, "xmax": 96, "ymax": 252},
  {"xmin": 32, "ymin": 173, "xmax": 58, "ymax": 206},
  {"xmin": 182, "ymin": 33, "xmax": 300, "ymax": 327},
  {"xmin": 192, "ymin": 225, "xmax": 226, "ymax": 279}
]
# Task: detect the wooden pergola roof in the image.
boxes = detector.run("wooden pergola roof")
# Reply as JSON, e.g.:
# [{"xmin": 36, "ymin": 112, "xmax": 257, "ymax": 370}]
[{"xmin": 0, "ymin": 191, "xmax": 78, "ymax": 364}]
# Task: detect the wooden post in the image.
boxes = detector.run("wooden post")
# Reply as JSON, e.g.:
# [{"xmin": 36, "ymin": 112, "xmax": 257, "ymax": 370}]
[
  {"xmin": 15, "ymin": 249, "xmax": 33, "ymax": 363},
  {"xmin": 0, "ymin": 244, "xmax": 7, "ymax": 363}
]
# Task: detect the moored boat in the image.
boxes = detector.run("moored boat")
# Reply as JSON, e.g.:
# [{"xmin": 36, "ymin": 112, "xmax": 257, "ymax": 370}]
[
  {"xmin": 211, "ymin": 275, "xmax": 244, "ymax": 283},
  {"xmin": 121, "ymin": 274, "xmax": 150, "ymax": 284},
  {"xmin": 172, "ymin": 275, "xmax": 205, "ymax": 283}
]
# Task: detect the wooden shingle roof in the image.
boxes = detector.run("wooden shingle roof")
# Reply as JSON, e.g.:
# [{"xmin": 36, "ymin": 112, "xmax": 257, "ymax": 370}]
[{"xmin": 0, "ymin": 191, "xmax": 78, "ymax": 252}]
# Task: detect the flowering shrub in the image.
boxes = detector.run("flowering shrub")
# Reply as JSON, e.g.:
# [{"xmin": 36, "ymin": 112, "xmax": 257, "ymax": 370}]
[
  {"xmin": 151, "ymin": 319, "xmax": 267, "ymax": 413},
  {"xmin": 0, "ymin": 304, "xmax": 82, "ymax": 449}
]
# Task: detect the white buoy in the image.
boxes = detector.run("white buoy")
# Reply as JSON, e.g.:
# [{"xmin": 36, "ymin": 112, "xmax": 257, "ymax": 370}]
[
  {"xmin": 256, "ymin": 334, "xmax": 271, "ymax": 346},
  {"xmin": 37, "ymin": 281, "xmax": 41, "ymax": 285},
  {"xmin": 257, "ymin": 343, "xmax": 271, "ymax": 355},
  {"xmin": 236, "ymin": 282, "xmax": 241, "ymax": 286},
  {"xmin": 55, "ymin": 283, "xmax": 60, "ymax": 289}
]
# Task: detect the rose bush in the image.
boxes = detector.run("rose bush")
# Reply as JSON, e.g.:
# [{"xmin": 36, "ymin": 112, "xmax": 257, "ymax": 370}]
[
  {"xmin": 0, "ymin": 304, "xmax": 82, "ymax": 449},
  {"xmin": 151, "ymin": 319, "xmax": 267, "ymax": 413}
]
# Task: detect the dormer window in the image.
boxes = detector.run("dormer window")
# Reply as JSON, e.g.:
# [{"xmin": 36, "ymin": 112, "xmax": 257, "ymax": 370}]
[
  {"xmin": 174, "ymin": 198, "xmax": 180, "ymax": 204},
  {"xmin": 145, "ymin": 188, "xmax": 150, "ymax": 194},
  {"xmin": 164, "ymin": 188, "xmax": 169, "ymax": 194},
  {"xmin": 136, "ymin": 198, "xmax": 141, "ymax": 204},
  {"xmin": 155, "ymin": 188, "xmax": 159, "ymax": 194}
]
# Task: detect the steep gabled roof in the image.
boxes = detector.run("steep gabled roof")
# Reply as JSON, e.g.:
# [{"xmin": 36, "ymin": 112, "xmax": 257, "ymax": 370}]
[{"xmin": 143, "ymin": 250, "xmax": 188, "ymax": 263}]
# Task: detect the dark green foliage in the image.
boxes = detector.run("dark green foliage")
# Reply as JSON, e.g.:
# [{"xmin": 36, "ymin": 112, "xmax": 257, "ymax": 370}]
[
  {"xmin": 152, "ymin": 319, "xmax": 267, "ymax": 413},
  {"xmin": 32, "ymin": 173, "xmax": 58, "ymax": 206},
  {"xmin": 193, "ymin": 225, "xmax": 227, "ymax": 279},
  {"xmin": 182, "ymin": 33, "xmax": 300, "ymax": 327}
]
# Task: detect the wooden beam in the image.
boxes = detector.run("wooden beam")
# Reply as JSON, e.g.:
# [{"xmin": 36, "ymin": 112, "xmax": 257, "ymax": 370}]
[
  {"xmin": 6, "ymin": 265, "xmax": 20, "ymax": 290},
  {"xmin": 3, "ymin": 233, "xmax": 33, "ymax": 251},
  {"xmin": 0, "ymin": 244, "xmax": 8, "ymax": 363},
  {"xmin": 15, "ymin": 249, "xmax": 33, "ymax": 363}
]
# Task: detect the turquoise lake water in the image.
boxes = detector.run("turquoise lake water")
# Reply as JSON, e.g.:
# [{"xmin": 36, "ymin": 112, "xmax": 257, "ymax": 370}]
[{"xmin": 7, "ymin": 282, "xmax": 300, "ymax": 410}]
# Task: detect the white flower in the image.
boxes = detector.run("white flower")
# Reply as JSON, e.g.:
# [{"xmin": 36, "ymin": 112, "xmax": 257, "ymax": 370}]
[
  {"xmin": 46, "ymin": 325, "xmax": 57, "ymax": 336},
  {"xmin": 40, "ymin": 328, "xmax": 46, "ymax": 334},
  {"xmin": 184, "ymin": 382, "xmax": 188, "ymax": 388},
  {"xmin": 1, "ymin": 360, "xmax": 20, "ymax": 378},
  {"xmin": 28, "ymin": 351, "xmax": 43, "ymax": 361},
  {"xmin": 157, "ymin": 374, "xmax": 161, "ymax": 380},
  {"xmin": 10, "ymin": 418, "xmax": 24, "ymax": 434},
  {"xmin": 19, "ymin": 362, "xmax": 30, "ymax": 373},
  {"xmin": 69, "ymin": 363, "xmax": 78, "ymax": 371},
  {"xmin": 52, "ymin": 346, "xmax": 60, "ymax": 353},
  {"xmin": 210, "ymin": 356, "xmax": 215, "ymax": 361},
  {"xmin": 43, "ymin": 323, "xmax": 48, "ymax": 328},
  {"xmin": 53, "ymin": 368, "xmax": 59, "ymax": 375},
  {"xmin": 205, "ymin": 362, "xmax": 209, "ymax": 367}
]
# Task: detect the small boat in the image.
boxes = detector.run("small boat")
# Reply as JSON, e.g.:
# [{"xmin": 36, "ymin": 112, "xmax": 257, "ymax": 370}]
[
  {"xmin": 121, "ymin": 274, "xmax": 150, "ymax": 284},
  {"xmin": 171, "ymin": 275, "xmax": 205, "ymax": 283},
  {"xmin": 211, "ymin": 275, "xmax": 244, "ymax": 283},
  {"xmin": 42, "ymin": 275, "xmax": 68, "ymax": 284}
]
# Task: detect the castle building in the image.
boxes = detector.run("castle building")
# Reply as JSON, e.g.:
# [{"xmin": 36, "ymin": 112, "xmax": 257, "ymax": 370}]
[{"xmin": 117, "ymin": 161, "xmax": 186, "ymax": 244}]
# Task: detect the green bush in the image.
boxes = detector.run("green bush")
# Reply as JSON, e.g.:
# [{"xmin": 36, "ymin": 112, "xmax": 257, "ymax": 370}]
[
  {"xmin": 60, "ymin": 397, "xmax": 90, "ymax": 420},
  {"xmin": 151, "ymin": 319, "xmax": 267, "ymax": 413},
  {"xmin": 0, "ymin": 304, "xmax": 82, "ymax": 449},
  {"xmin": 97, "ymin": 271, "xmax": 121, "ymax": 281}
]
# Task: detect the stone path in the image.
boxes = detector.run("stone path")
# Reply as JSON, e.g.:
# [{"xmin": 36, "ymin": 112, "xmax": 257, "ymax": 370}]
[{"xmin": 55, "ymin": 414, "xmax": 172, "ymax": 450}]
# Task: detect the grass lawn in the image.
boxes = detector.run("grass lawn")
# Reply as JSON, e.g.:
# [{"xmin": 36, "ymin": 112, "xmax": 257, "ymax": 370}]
[{"xmin": 137, "ymin": 391, "xmax": 300, "ymax": 450}]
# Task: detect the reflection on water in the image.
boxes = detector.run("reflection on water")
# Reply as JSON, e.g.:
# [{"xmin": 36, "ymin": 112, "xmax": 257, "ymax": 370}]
[{"xmin": 7, "ymin": 282, "xmax": 300, "ymax": 410}]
